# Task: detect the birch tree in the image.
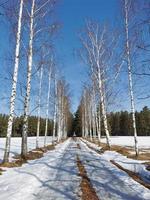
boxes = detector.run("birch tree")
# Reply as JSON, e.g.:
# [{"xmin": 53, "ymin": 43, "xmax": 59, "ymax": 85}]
[
  {"xmin": 21, "ymin": 0, "xmax": 35, "ymax": 157},
  {"xmin": 52, "ymin": 74, "xmax": 57, "ymax": 142},
  {"xmin": 21, "ymin": 0, "xmax": 58, "ymax": 156},
  {"xmin": 79, "ymin": 20, "xmax": 123, "ymax": 147},
  {"xmin": 3, "ymin": 0, "xmax": 24, "ymax": 163},
  {"xmin": 56, "ymin": 78, "xmax": 70, "ymax": 142},
  {"xmin": 79, "ymin": 22, "xmax": 111, "ymax": 147},
  {"xmin": 44, "ymin": 58, "xmax": 53, "ymax": 146},
  {"xmin": 124, "ymin": 0, "xmax": 139, "ymax": 156},
  {"xmin": 36, "ymin": 63, "xmax": 43, "ymax": 148}
]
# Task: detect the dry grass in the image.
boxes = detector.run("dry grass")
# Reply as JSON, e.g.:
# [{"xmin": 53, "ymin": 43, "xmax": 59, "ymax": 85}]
[
  {"xmin": 129, "ymin": 153, "xmax": 150, "ymax": 161},
  {"xmin": 111, "ymin": 160, "xmax": 150, "ymax": 190},
  {"xmin": 0, "ymin": 168, "xmax": 5, "ymax": 175},
  {"xmin": 0, "ymin": 144, "xmax": 55, "ymax": 169},
  {"xmin": 76, "ymin": 154, "xmax": 99, "ymax": 200},
  {"xmin": 0, "ymin": 159, "xmax": 26, "ymax": 168},
  {"xmin": 85, "ymin": 138, "xmax": 150, "ymax": 161}
]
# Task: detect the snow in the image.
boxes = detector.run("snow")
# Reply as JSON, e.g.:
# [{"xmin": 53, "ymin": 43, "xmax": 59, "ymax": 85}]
[
  {"xmin": 101, "ymin": 136, "xmax": 150, "ymax": 149},
  {"xmin": 0, "ymin": 137, "xmax": 150, "ymax": 200},
  {"xmin": 78, "ymin": 139, "xmax": 150, "ymax": 200},
  {"xmin": 0, "ymin": 136, "xmax": 54, "ymax": 163},
  {"xmin": 81, "ymin": 139, "xmax": 102, "ymax": 152},
  {"xmin": 82, "ymin": 138, "xmax": 150, "ymax": 184},
  {"xmin": 0, "ymin": 138, "xmax": 81, "ymax": 200}
]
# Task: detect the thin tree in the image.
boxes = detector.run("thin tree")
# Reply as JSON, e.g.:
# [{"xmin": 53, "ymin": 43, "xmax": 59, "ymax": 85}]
[
  {"xmin": 3, "ymin": 0, "xmax": 24, "ymax": 162},
  {"xmin": 124, "ymin": 0, "xmax": 139, "ymax": 156},
  {"xmin": 44, "ymin": 58, "xmax": 52, "ymax": 146},
  {"xmin": 21, "ymin": 0, "xmax": 35, "ymax": 157},
  {"xmin": 36, "ymin": 63, "xmax": 43, "ymax": 148},
  {"xmin": 79, "ymin": 22, "xmax": 111, "ymax": 147},
  {"xmin": 52, "ymin": 75, "xmax": 57, "ymax": 142}
]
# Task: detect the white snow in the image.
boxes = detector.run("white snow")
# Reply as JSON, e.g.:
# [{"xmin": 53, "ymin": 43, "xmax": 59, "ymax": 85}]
[
  {"xmin": 82, "ymin": 138, "xmax": 150, "ymax": 184},
  {"xmin": 0, "ymin": 137, "xmax": 150, "ymax": 200},
  {"xmin": 78, "ymin": 139, "xmax": 150, "ymax": 200},
  {"xmin": 0, "ymin": 136, "xmax": 54, "ymax": 163},
  {"xmin": 101, "ymin": 136, "xmax": 150, "ymax": 149},
  {"xmin": 0, "ymin": 138, "xmax": 81, "ymax": 200}
]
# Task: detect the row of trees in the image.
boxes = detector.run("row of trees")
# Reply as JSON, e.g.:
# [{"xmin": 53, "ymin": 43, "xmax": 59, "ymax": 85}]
[
  {"xmin": 0, "ymin": 114, "xmax": 53, "ymax": 137},
  {"xmin": 1, "ymin": 105, "xmax": 150, "ymax": 139},
  {"xmin": 78, "ymin": 0, "xmax": 150, "ymax": 156},
  {"xmin": 1, "ymin": 0, "xmax": 72, "ymax": 163},
  {"xmin": 74, "ymin": 106, "xmax": 150, "ymax": 137}
]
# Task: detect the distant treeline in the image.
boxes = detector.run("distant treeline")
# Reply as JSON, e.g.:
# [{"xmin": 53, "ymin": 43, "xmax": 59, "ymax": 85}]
[
  {"xmin": 108, "ymin": 106, "xmax": 150, "ymax": 136},
  {"xmin": 0, "ymin": 115, "xmax": 53, "ymax": 137},
  {"xmin": 1, "ymin": 106, "xmax": 150, "ymax": 137},
  {"xmin": 73, "ymin": 106, "xmax": 150, "ymax": 136}
]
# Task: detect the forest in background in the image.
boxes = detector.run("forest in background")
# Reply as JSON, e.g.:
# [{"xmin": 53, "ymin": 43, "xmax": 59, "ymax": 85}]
[
  {"xmin": 1, "ymin": 105, "xmax": 149, "ymax": 138},
  {"xmin": 73, "ymin": 106, "xmax": 150, "ymax": 137}
]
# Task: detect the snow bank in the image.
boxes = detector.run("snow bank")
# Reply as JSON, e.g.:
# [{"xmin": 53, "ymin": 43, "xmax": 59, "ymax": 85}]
[
  {"xmin": 0, "ymin": 136, "xmax": 54, "ymax": 163},
  {"xmin": 102, "ymin": 151, "xmax": 150, "ymax": 184},
  {"xmin": 81, "ymin": 139, "xmax": 102, "ymax": 152},
  {"xmin": 82, "ymin": 138, "xmax": 150, "ymax": 184},
  {"xmin": 79, "ymin": 139, "xmax": 150, "ymax": 200}
]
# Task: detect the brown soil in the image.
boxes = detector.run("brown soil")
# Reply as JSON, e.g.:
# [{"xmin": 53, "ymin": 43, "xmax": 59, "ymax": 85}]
[
  {"xmin": 76, "ymin": 143, "xmax": 99, "ymax": 200},
  {"xmin": 77, "ymin": 143, "xmax": 81, "ymax": 149},
  {"xmin": 111, "ymin": 160, "xmax": 150, "ymax": 190}
]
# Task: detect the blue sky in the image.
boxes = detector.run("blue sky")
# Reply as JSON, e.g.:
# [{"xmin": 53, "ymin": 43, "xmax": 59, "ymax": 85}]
[
  {"xmin": 0, "ymin": 0, "xmax": 149, "ymax": 115},
  {"xmin": 55, "ymin": 0, "xmax": 119, "ymax": 112}
]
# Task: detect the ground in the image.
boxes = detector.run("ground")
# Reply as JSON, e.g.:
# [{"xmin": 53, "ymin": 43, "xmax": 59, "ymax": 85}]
[{"xmin": 0, "ymin": 137, "xmax": 150, "ymax": 200}]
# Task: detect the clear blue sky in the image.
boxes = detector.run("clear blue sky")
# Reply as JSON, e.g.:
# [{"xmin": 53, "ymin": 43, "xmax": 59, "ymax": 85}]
[
  {"xmin": 0, "ymin": 0, "xmax": 149, "ymax": 115},
  {"xmin": 55, "ymin": 0, "xmax": 119, "ymax": 112}
]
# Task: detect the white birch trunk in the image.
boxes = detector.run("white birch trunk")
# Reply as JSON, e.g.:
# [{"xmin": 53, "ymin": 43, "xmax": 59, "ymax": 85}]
[
  {"xmin": 124, "ymin": 0, "xmax": 138, "ymax": 156},
  {"xmin": 82, "ymin": 104, "xmax": 85, "ymax": 138},
  {"xmin": 44, "ymin": 66, "xmax": 52, "ymax": 146},
  {"xmin": 97, "ymin": 106, "xmax": 101, "ymax": 143},
  {"xmin": 97, "ymin": 66, "xmax": 111, "ymax": 148},
  {"xmin": 21, "ymin": 0, "xmax": 35, "ymax": 157},
  {"xmin": 53, "ymin": 78, "xmax": 57, "ymax": 142},
  {"xmin": 57, "ymin": 88, "xmax": 61, "ymax": 142},
  {"xmin": 84, "ymin": 93, "xmax": 88, "ymax": 138},
  {"xmin": 92, "ymin": 88, "xmax": 96, "ymax": 140},
  {"xmin": 89, "ymin": 100, "xmax": 93, "ymax": 141},
  {"xmin": 3, "ymin": 0, "xmax": 24, "ymax": 162},
  {"xmin": 36, "ymin": 65, "xmax": 43, "ymax": 148},
  {"xmin": 58, "ymin": 92, "xmax": 63, "ymax": 141}
]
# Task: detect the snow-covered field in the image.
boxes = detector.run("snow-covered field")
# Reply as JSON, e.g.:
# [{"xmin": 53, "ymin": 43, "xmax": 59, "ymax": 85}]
[
  {"xmin": 101, "ymin": 136, "xmax": 150, "ymax": 149},
  {"xmin": 0, "ymin": 137, "xmax": 53, "ymax": 163}
]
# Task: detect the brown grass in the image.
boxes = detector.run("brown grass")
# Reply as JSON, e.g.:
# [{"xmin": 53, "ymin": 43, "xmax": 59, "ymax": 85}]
[
  {"xmin": 129, "ymin": 153, "xmax": 150, "ymax": 161},
  {"xmin": 76, "ymin": 155, "xmax": 99, "ymax": 200},
  {"xmin": 84, "ymin": 138, "xmax": 150, "ymax": 161},
  {"xmin": 0, "ymin": 144, "xmax": 55, "ymax": 169},
  {"xmin": 0, "ymin": 168, "xmax": 5, "ymax": 175},
  {"xmin": 111, "ymin": 160, "xmax": 150, "ymax": 190}
]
